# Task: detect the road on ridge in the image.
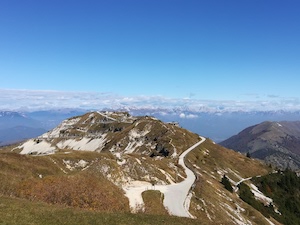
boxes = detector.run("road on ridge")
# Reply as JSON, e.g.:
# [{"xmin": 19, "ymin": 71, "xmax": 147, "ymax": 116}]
[
  {"xmin": 159, "ymin": 136, "xmax": 206, "ymax": 218},
  {"xmin": 123, "ymin": 136, "xmax": 206, "ymax": 218}
]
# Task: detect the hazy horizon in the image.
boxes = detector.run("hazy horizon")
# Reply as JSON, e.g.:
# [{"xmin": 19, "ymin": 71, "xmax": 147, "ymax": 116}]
[{"xmin": 1, "ymin": 88, "xmax": 300, "ymax": 112}]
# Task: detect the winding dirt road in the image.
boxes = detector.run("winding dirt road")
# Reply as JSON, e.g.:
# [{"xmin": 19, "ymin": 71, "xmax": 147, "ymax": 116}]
[{"xmin": 123, "ymin": 136, "xmax": 206, "ymax": 218}]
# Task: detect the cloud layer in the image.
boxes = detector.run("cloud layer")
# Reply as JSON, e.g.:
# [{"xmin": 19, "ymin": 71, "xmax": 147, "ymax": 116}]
[{"xmin": 1, "ymin": 89, "xmax": 300, "ymax": 112}]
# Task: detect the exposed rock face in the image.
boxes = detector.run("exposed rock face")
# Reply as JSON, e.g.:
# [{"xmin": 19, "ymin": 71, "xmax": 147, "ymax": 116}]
[{"xmin": 220, "ymin": 121, "xmax": 300, "ymax": 170}]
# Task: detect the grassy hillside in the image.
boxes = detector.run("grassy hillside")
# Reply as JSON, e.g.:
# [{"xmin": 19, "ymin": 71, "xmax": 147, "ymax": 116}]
[
  {"xmin": 0, "ymin": 151, "xmax": 129, "ymax": 212},
  {"xmin": 252, "ymin": 169, "xmax": 300, "ymax": 225},
  {"xmin": 185, "ymin": 139, "xmax": 278, "ymax": 225},
  {"xmin": 0, "ymin": 196, "xmax": 208, "ymax": 225},
  {"xmin": 0, "ymin": 138, "xmax": 281, "ymax": 225},
  {"xmin": 0, "ymin": 112, "xmax": 284, "ymax": 225}
]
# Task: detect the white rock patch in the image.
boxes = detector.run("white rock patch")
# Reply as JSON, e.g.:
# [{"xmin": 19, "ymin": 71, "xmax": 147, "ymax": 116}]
[
  {"xmin": 19, "ymin": 139, "xmax": 56, "ymax": 155},
  {"xmin": 57, "ymin": 135, "xmax": 106, "ymax": 151},
  {"xmin": 250, "ymin": 184, "xmax": 273, "ymax": 206}
]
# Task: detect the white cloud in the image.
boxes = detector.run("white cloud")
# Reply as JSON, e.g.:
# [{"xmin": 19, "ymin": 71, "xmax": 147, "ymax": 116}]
[
  {"xmin": 186, "ymin": 114, "xmax": 198, "ymax": 119},
  {"xmin": 0, "ymin": 89, "xmax": 300, "ymax": 113},
  {"xmin": 179, "ymin": 113, "xmax": 198, "ymax": 119},
  {"xmin": 179, "ymin": 113, "xmax": 186, "ymax": 118}
]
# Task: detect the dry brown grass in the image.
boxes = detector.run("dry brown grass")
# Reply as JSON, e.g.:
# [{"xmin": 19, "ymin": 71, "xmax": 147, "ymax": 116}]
[
  {"xmin": 188, "ymin": 139, "xmax": 270, "ymax": 182},
  {"xmin": 185, "ymin": 139, "xmax": 274, "ymax": 224},
  {"xmin": 0, "ymin": 151, "xmax": 129, "ymax": 213},
  {"xmin": 142, "ymin": 190, "xmax": 168, "ymax": 215},
  {"xmin": 17, "ymin": 172, "xmax": 129, "ymax": 212},
  {"xmin": 0, "ymin": 152, "xmax": 62, "ymax": 196},
  {"xmin": 0, "ymin": 195, "xmax": 210, "ymax": 225}
]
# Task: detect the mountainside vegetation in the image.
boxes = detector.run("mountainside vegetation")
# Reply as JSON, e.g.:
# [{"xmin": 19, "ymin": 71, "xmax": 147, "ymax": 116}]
[{"xmin": 251, "ymin": 169, "xmax": 300, "ymax": 225}]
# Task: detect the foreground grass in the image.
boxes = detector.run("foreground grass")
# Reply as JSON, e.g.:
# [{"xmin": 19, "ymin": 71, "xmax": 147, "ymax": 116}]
[{"xmin": 0, "ymin": 196, "xmax": 207, "ymax": 225}]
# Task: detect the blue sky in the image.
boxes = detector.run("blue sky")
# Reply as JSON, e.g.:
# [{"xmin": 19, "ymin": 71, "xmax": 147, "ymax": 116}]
[{"xmin": 1, "ymin": 0, "xmax": 300, "ymax": 103}]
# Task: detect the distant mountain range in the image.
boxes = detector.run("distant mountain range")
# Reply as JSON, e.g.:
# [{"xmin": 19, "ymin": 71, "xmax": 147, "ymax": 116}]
[
  {"xmin": 0, "ymin": 110, "xmax": 87, "ymax": 146},
  {"xmin": 220, "ymin": 121, "xmax": 300, "ymax": 170},
  {"xmin": 0, "ymin": 111, "xmax": 42, "ymax": 129},
  {"xmin": 146, "ymin": 109, "xmax": 300, "ymax": 142},
  {"xmin": 0, "ymin": 126, "xmax": 46, "ymax": 146}
]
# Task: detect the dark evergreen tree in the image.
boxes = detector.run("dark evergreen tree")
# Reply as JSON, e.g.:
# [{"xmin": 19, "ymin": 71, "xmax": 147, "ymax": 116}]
[
  {"xmin": 246, "ymin": 152, "xmax": 251, "ymax": 158},
  {"xmin": 221, "ymin": 175, "xmax": 233, "ymax": 192}
]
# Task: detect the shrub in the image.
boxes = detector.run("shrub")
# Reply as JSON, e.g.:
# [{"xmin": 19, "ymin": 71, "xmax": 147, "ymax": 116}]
[
  {"xmin": 238, "ymin": 182, "xmax": 255, "ymax": 204},
  {"xmin": 246, "ymin": 152, "xmax": 251, "ymax": 158},
  {"xmin": 221, "ymin": 175, "xmax": 233, "ymax": 193}
]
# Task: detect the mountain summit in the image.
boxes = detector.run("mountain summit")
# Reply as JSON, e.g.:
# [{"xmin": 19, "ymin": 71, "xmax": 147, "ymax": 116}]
[{"xmin": 16, "ymin": 111, "xmax": 199, "ymax": 157}]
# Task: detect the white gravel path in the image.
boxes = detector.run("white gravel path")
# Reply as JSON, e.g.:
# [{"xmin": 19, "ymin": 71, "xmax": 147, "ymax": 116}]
[{"xmin": 123, "ymin": 136, "xmax": 206, "ymax": 218}]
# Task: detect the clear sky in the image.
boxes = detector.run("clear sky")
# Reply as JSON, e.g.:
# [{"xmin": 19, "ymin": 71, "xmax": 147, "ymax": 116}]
[{"xmin": 1, "ymin": 0, "xmax": 300, "ymax": 102}]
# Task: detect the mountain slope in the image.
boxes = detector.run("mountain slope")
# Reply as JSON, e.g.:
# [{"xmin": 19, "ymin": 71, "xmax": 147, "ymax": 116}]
[
  {"xmin": 14, "ymin": 111, "xmax": 202, "ymax": 193},
  {"xmin": 5, "ymin": 112, "xmax": 283, "ymax": 224},
  {"xmin": 185, "ymin": 140, "xmax": 279, "ymax": 225},
  {"xmin": 220, "ymin": 121, "xmax": 300, "ymax": 170},
  {"xmin": 16, "ymin": 111, "xmax": 199, "ymax": 157}
]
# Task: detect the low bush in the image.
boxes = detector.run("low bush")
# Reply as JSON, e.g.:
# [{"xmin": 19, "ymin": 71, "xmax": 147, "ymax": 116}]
[{"xmin": 221, "ymin": 175, "xmax": 233, "ymax": 193}]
